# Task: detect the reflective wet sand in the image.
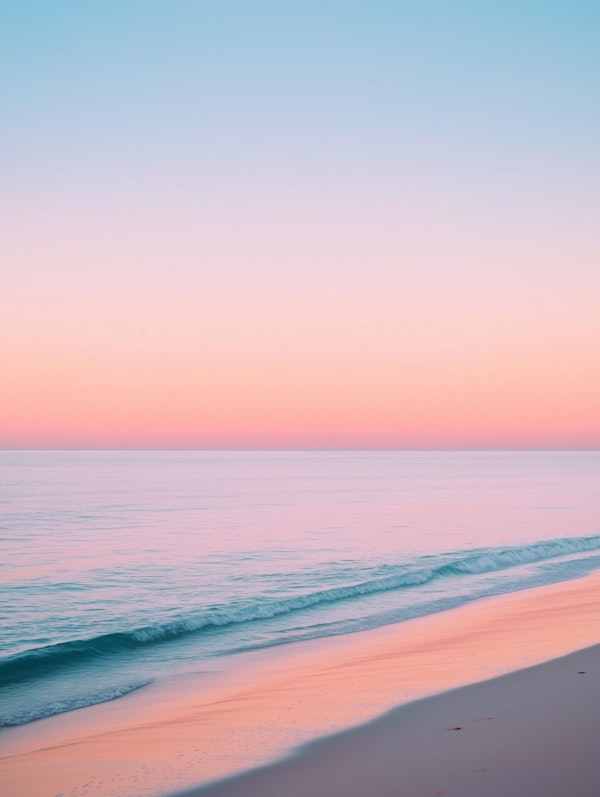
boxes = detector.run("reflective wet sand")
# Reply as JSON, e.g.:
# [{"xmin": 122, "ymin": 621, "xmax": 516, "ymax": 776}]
[{"xmin": 2, "ymin": 571, "xmax": 600, "ymax": 797}]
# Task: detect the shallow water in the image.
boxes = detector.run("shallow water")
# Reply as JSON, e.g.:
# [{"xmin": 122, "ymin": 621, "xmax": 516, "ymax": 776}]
[{"xmin": 1, "ymin": 449, "xmax": 599, "ymax": 728}]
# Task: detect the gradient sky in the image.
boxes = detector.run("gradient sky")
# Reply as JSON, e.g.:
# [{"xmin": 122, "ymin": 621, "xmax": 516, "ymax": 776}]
[{"xmin": 2, "ymin": 1, "xmax": 599, "ymax": 448}]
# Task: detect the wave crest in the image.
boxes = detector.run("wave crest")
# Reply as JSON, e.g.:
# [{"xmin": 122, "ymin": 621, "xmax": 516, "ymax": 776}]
[{"xmin": 2, "ymin": 533, "xmax": 599, "ymax": 688}]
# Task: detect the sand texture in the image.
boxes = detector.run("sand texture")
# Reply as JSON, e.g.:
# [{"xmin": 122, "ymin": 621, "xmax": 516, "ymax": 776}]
[{"xmin": 179, "ymin": 643, "xmax": 600, "ymax": 797}]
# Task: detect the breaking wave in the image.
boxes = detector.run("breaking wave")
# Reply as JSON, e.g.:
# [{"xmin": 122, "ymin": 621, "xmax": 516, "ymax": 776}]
[
  {"xmin": 0, "ymin": 680, "xmax": 151, "ymax": 727},
  {"xmin": 2, "ymin": 533, "xmax": 599, "ymax": 690}
]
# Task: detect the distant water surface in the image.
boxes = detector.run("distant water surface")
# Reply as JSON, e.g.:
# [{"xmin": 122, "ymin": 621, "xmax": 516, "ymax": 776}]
[{"xmin": 1, "ymin": 450, "xmax": 599, "ymax": 728}]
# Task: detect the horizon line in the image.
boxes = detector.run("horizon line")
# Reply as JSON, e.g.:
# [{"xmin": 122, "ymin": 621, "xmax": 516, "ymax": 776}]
[{"xmin": 2, "ymin": 447, "xmax": 599, "ymax": 453}]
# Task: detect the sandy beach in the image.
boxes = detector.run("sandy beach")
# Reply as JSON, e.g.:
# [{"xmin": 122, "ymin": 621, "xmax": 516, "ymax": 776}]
[
  {"xmin": 179, "ymin": 643, "xmax": 600, "ymax": 797},
  {"xmin": 2, "ymin": 570, "xmax": 600, "ymax": 797}
]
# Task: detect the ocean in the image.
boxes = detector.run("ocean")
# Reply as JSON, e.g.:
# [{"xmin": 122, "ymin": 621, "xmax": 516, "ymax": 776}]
[{"xmin": 1, "ymin": 449, "xmax": 599, "ymax": 731}]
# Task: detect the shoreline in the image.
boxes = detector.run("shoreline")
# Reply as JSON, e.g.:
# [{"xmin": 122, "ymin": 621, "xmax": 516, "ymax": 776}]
[{"xmin": 2, "ymin": 571, "xmax": 600, "ymax": 796}]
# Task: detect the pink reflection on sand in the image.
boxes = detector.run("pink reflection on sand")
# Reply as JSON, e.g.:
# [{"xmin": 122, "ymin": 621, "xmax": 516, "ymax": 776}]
[{"xmin": 2, "ymin": 571, "xmax": 600, "ymax": 797}]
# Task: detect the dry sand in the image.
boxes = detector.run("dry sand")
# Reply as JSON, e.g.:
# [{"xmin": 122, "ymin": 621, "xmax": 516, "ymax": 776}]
[
  {"xmin": 2, "ymin": 571, "xmax": 600, "ymax": 797},
  {"xmin": 178, "ymin": 643, "xmax": 600, "ymax": 797}
]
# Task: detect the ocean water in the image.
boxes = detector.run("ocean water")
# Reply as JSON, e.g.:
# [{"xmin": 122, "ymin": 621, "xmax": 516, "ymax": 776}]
[{"xmin": 1, "ymin": 449, "xmax": 599, "ymax": 730}]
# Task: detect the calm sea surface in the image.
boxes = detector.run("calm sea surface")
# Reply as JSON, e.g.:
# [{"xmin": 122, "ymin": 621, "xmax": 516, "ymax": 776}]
[{"xmin": 1, "ymin": 450, "xmax": 599, "ymax": 728}]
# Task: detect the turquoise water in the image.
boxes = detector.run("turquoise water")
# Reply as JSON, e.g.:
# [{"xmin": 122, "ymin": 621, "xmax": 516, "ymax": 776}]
[{"xmin": 1, "ymin": 450, "xmax": 599, "ymax": 728}]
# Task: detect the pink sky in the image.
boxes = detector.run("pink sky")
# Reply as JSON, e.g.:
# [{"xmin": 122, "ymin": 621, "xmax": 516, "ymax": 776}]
[{"xmin": 3, "ymin": 212, "xmax": 599, "ymax": 448}]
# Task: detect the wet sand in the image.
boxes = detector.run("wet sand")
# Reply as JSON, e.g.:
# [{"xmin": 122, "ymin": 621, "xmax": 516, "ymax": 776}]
[{"xmin": 2, "ymin": 571, "xmax": 600, "ymax": 797}]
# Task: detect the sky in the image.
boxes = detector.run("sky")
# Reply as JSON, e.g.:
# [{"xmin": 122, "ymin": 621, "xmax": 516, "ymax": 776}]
[{"xmin": 2, "ymin": 1, "xmax": 599, "ymax": 449}]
